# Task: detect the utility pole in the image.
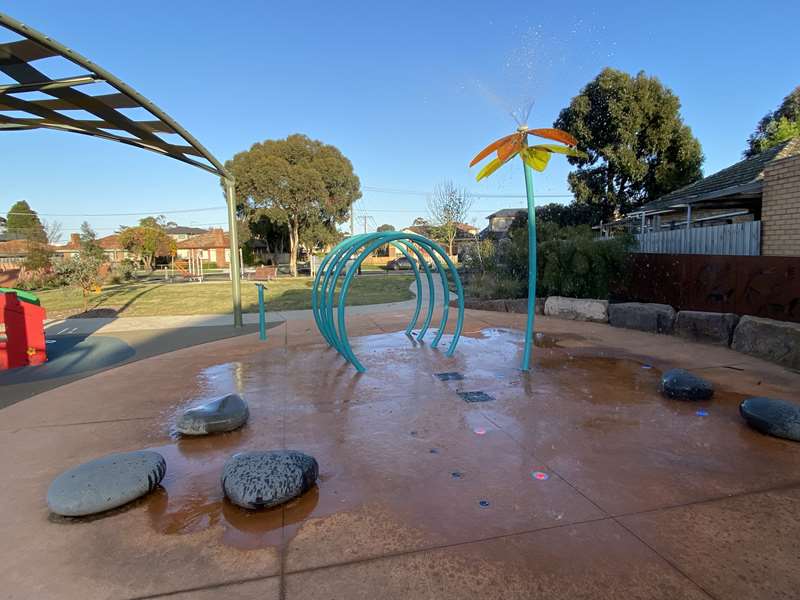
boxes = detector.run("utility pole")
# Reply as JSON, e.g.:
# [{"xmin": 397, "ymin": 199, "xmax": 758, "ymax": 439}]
[{"xmin": 360, "ymin": 215, "xmax": 369, "ymax": 233}]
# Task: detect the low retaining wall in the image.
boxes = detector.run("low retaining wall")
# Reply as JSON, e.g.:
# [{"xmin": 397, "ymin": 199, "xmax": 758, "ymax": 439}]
[
  {"xmin": 452, "ymin": 297, "xmax": 545, "ymax": 315},
  {"xmin": 544, "ymin": 297, "xmax": 608, "ymax": 323},
  {"xmin": 458, "ymin": 294, "xmax": 800, "ymax": 371}
]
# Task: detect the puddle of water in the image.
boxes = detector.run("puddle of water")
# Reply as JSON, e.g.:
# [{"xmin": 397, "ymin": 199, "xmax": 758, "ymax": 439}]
[{"xmin": 142, "ymin": 436, "xmax": 365, "ymax": 550}]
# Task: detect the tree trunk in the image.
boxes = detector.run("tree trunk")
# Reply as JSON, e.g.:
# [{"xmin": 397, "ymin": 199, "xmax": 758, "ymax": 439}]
[
  {"xmin": 448, "ymin": 236, "xmax": 455, "ymax": 257},
  {"xmin": 288, "ymin": 220, "xmax": 299, "ymax": 277}
]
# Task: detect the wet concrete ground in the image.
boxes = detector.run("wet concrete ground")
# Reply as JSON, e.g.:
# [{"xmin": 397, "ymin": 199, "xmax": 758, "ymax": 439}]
[{"xmin": 1, "ymin": 309, "xmax": 799, "ymax": 599}]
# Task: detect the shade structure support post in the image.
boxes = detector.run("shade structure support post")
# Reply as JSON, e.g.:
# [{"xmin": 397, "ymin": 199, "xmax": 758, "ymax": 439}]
[
  {"xmin": 224, "ymin": 177, "xmax": 243, "ymax": 328},
  {"xmin": 520, "ymin": 162, "xmax": 537, "ymax": 371}
]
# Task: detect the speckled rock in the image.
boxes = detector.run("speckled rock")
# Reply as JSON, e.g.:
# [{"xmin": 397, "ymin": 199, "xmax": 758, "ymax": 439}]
[
  {"xmin": 740, "ymin": 397, "xmax": 800, "ymax": 442},
  {"xmin": 47, "ymin": 450, "xmax": 166, "ymax": 516},
  {"xmin": 176, "ymin": 393, "xmax": 249, "ymax": 435},
  {"xmin": 222, "ymin": 450, "xmax": 318, "ymax": 510},
  {"xmin": 609, "ymin": 302, "xmax": 676, "ymax": 334},
  {"xmin": 659, "ymin": 368, "xmax": 714, "ymax": 401}
]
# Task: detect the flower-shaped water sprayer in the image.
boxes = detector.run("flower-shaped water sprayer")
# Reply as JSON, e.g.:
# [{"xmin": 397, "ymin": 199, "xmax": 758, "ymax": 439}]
[{"xmin": 470, "ymin": 125, "xmax": 585, "ymax": 370}]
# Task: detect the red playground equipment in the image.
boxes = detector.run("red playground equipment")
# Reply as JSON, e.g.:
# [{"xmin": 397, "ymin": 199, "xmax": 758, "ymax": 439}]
[{"xmin": 0, "ymin": 290, "xmax": 47, "ymax": 370}]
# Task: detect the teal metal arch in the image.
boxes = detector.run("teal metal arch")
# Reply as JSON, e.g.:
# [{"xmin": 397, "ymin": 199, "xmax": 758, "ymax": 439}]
[{"xmin": 312, "ymin": 232, "xmax": 465, "ymax": 372}]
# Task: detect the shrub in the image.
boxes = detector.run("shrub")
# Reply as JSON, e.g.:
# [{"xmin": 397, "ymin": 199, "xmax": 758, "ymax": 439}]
[
  {"xmin": 15, "ymin": 268, "xmax": 62, "ymax": 291},
  {"xmin": 109, "ymin": 259, "xmax": 136, "ymax": 283},
  {"xmin": 461, "ymin": 212, "xmax": 633, "ymax": 300}
]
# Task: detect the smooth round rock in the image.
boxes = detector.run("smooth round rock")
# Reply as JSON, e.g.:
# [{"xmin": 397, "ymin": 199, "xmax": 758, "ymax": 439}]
[
  {"xmin": 740, "ymin": 397, "xmax": 800, "ymax": 442},
  {"xmin": 176, "ymin": 393, "xmax": 249, "ymax": 435},
  {"xmin": 659, "ymin": 368, "xmax": 714, "ymax": 401},
  {"xmin": 222, "ymin": 450, "xmax": 318, "ymax": 510},
  {"xmin": 47, "ymin": 450, "xmax": 166, "ymax": 516}
]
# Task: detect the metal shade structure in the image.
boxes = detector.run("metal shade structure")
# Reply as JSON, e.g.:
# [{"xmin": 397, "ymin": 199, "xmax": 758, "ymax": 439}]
[{"xmin": 0, "ymin": 11, "xmax": 243, "ymax": 326}]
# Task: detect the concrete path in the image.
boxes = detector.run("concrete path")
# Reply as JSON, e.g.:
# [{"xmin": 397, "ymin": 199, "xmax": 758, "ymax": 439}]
[{"xmin": 43, "ymin": 277, "xmax": 454, "ymax": 336}]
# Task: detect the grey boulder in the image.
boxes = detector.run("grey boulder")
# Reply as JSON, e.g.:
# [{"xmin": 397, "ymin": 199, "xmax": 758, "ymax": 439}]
[
  {"xmin": 609, "ymin": 302, "xmax": 676, "ymax": 334},
  {"xmin": 731, "ymin": 316, "xmax": 800, "ymax": 370},
  {"xmin": 674, "ymin": 311, "xmax": 740, "ymax": 347},
  {"xmin": 660, "ymin": 368, "xmax": 714, "ymax": 401},
  {"xmin": 222, "ymin": 450, "xmax": 318, "ymax": 510},
  {"xmin": 740, "ymin": 397, "xmax": 800, "ymax": 442},
  {"xmin": 176, "ymin": 393, "xmax": 249, "ymax": 435},
  {"xmin": 47, "ymin": 450, "xmax": 166, "ymax": 517}
]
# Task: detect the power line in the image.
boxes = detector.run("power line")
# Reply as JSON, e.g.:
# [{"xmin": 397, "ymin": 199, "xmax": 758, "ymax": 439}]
[
  {"xmin": 363, "ymin": 185, "xmax": 573, "ymax": 199},
  {"xmin": 4, "ymin": 206, "xmax": 225, "ymax": 218}
]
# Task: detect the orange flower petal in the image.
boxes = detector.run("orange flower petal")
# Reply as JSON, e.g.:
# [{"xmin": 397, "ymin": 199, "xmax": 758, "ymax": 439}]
[
  {"xmin": 469, "ymin": 133, "xmax": 516, "ymax": 167},
  {"xmin": 496, "ymin": 134, "xmax": 523, "ymax": 162},
  {"xmin": 526, "ymin": 128, "xmax": 578, "ymax": 147}
]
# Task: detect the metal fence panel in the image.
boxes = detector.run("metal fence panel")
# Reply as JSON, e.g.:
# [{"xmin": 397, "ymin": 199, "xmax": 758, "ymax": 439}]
[{"xmin": 634, "ymin": 221, "xmax": 760, "ymax": 256}]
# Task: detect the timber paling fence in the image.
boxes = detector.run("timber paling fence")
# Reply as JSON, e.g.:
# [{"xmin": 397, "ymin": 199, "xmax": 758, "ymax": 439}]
[
  {"xmin": 616, "ymin": 253, "xmax": 800, "ymax": 323},
  {"xmin": 634, "ymin": 221, "xmax": 761, "ymax": 256}
]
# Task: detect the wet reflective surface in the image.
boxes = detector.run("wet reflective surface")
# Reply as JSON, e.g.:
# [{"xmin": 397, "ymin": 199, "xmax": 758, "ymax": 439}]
[
  {"xmin": 117, "ymin": 328, "xmax": 800, "ymax": 555},
  {"xmin": 4, "ymin": 318, "xmax": 800, "ymax": 599}
]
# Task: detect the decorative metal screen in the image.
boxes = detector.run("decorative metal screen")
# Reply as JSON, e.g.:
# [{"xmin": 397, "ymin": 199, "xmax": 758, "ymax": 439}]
[{"xmin": 0, "ymin": 12, "xmax": 226, "ymax": 177}]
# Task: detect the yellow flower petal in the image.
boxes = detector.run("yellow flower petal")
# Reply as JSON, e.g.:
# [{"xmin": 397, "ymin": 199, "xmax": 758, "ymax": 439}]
[
  {"xmin": 520, "ymin": 147, "xmax": 551, "ymax": 172},
  {"xmin": 476, "ymin": 157, "xmax": 505, "ymax": 181}
]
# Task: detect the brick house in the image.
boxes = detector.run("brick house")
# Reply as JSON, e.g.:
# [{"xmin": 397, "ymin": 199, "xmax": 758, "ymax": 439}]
[
  {"xmin": 54, "ymin": 233, "xmax": 132, "ymax": 263},
  {"xmin": 176, "ymin": 228, "xmax": 231, "ymax": 266},
  {"xmin": 762, "ymin": 146, "xmax": 800, "ymax": 256},
  {"xmin": 604, "ymin": 138, "xmax": 800, "ymax": 256}
]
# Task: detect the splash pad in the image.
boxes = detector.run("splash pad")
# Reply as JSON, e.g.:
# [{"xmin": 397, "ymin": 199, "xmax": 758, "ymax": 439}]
[
  {"xmin": 470, "ymin": 124, "xmax": 586, "ymax": 370},
  {"xmin": 312, "ymin": 232, "xmax": 465, "ymax": 372}
]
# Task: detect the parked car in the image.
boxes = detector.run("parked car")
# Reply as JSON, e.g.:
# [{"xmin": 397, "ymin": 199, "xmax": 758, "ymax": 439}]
[
  {"xmin": 386, "ymin": 257, "xmax": 414, "ymax": 270},
  {"xmin": 385, "ymin": 257, "xmax": 433, "ymax": 270}
]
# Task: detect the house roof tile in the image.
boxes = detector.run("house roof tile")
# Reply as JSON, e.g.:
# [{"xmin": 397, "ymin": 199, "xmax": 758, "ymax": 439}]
[
  {"xmin": 176, "ymin": 228, "xmax": 229, "ymax": 249},
  {"xmin": 640, "ymin": 138, "xmax": 800, "ymax": 213}
]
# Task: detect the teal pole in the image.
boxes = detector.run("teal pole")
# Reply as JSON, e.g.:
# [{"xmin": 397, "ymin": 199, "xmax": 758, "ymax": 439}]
[
  {"xmin": 521, "ymin": 161, "xmax": 537, "ymax": 371},
  {"xmin": 256, "ymin": 283, "xmax": 267, "ymax": 340}
]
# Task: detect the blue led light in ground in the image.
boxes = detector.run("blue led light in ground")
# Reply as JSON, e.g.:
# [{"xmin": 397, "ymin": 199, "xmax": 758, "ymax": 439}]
[
  {"xmin": 531, "ymin": 471, "xmax": 550, "ymax": 481},
  {"xmin": 696, "ymin": 409, "xmax": 709, "ymax": 416},
  {"xmin": 479, "ymin": 500, "xmax": 490, "ymax": 508}
]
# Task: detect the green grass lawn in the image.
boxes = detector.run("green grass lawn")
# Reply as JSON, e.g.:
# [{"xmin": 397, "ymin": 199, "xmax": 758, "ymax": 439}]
[{"xmin": 36, "ymin": 275, "xmax": 414, "ymax": 318}]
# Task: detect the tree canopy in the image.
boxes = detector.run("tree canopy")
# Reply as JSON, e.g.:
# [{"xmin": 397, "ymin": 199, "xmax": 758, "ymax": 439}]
[
  {"xmin": 119, "ymin": 216, "xmax": 175, "ymax": 271},
  {"xmin": 745, "ymin": 85, "xmax": 800, "ymax": 157},
  {"xmin": 227, "ymin": 134, "xmax": 361, "ymax": 275},
  {"xmin": 554, "ymin": 68, "xmax": 703, "ymax": 222},
  {"xmin": 427, "ymin": 180, "xmax": 473, "ymax": 255},
  {"xmin": 6, "ymin": 200, "xmax": 45, "ymax": 241},
  {"xmin": 377, "ymin": 223, "xmax": 395, "ymax": 232},
  {"xmin": 535, "ymin": 202, "xmax": 601, "ymax": 228},
  {"xmin": 79, "ymin": 221, "xmax": 105, "ymax": 261}
]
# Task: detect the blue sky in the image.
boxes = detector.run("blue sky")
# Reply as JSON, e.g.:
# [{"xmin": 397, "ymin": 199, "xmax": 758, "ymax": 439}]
[{"xmin": 1, "ymin": 0, "xmax": 798, "ymax": 239}]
